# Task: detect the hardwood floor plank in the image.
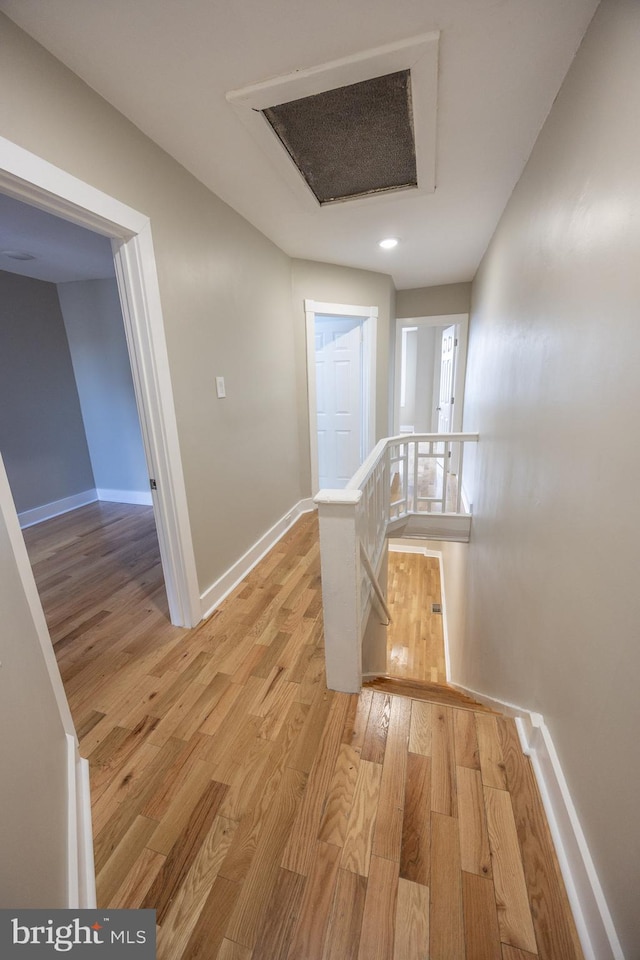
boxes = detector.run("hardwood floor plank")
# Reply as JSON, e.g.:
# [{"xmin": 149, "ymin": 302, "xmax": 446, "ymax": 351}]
[
  {"xmin": 498, "ymin": 717, "xmax": 583, "ymax": 960},
  {"xmin": 251, "ymin": 867, "xmax": 306, "ymax": 960},
  {"xmin": 197, "ymin": 681, "xmax": 245, "ymax": 738},
  {"xmin": 454, "ymin": 707, "xmax": 481, "ymax": 769},
  {"xmin": 483, "ymin": 785, "xmax": 538, "ymax": 954},
  {"xmin": 287, "ymin": 687, "xmax": 335, "ymax": 773},
  {"xmin": 147, "ymin": 761, "xmax": 220, "ymax": 856},
  {"xmin": 142, "ymin": 734, "xmax": 209, "ymax": 821},
  {"xmin": 431, "ymin": 705, "xmax": 457, "ymax": 817},
  {"xmin": 400, "ymin": 752, "xmax": 431, "ymax": 886},
  {"xmin": 476, "ymin": 714, "xmax": 508, "ymax": 790},
  {"xmin": 156, "ymin": 816, "xmax": 237, "ymax": 960},
  {"xmin": 286, "ymin": 841, "xmax": 341, "ymax": 960},
  {"xmin": 217, "ymin": 737, "xmax": 274, "ymax": 822},
  {"xmin": 142, "ymin": 779, "xmax": 228, "ymax": 922},
  {"xmin": 357, "ymin": 855, "xmax": 398, "ymax": 960},
  {"xmin": 172, "ymin": 673, "xmax": 236, "ymax": 742},
  {"xmin": 224, "ymin": 766, "xmax": 308, "ymax": 950},
  {"xmin": 318, "ymin": 743, "xmax": 360, "ymax": 848},
  {"xmin": 281, "ymin": 693, "xmax": 350, "ymax": 875},
  {"xmin": 92, "ymin": 736, "xmax": 185, "ymax": 874},
  {"xmin": 216, "ymin": 939, "xmax": 252, "ymax": 960},
  {"xmin": 361, "ymin": 691, "xmax": 392, "ymax": 764},
  {"xmin": 24, "ymin": 507, "xmax": 583, "ymax": 960},
  {"xmin": 408, "ymin": 699, "xmax": 432, "ymax": 756},
  {"xmin": 457, "ymin": 764, "xmax": 492, "ymax": 878},
  {"xmin": 501, "ymin": 946, "xmax": 539, "ymax": 960},
  {"xmin": 462, "ymin": 871, "xmax": 502, "ymax": 960},
  {"xmin": 430, "ymin": 812, "xmax": 465, "ymax": 960},
  {"xmin": 251, "ymin": 630, "xmax": 292, "ymax": 679},
  {"xmin": 87, "ymin": 717, "xmax": 159, "ymax": 797},
  {"xmin": 108, "ymin": 847, "xmax": 166, "ymax": 910},
  {"xmin": 341, "ymin": 689, "xmax": 373, "ymax": 755},
  {"xmin": 91, "ymin": 743, "xmax": 160, "ymax": 835},
  {"xmin": 96, "ymin": 814, "xmax": 158, "ymax": 906},
  {"xmin": 321, "ymin": 869, "xmax": 367, "ymax": 960},
  {"xmin": 340, "ymin": 759, "xmax": 383, "ymax": 877},
  {"xmin": 393, "ymin": 877, "xmax": 429, "ymax": 960},
  {"xmin": 217, "ymin": 704, "xmax": 309, "ymax": 885},
  {"xmin": 372, "ymin": 695, "xmax": 410, "ymax": 862},
  {"xmin": 179, "ymin": 875, "xmax": 240, "ymax": 960}
]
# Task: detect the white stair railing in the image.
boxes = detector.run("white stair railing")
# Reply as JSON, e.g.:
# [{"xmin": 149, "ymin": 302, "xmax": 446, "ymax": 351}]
[{"xmin": 315, "ymin": 432, "xmax": 478, "ymax": 693}]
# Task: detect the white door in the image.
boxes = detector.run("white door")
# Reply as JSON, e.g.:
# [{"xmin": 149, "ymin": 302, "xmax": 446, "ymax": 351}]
[
  {"xmin": 437, "ymin": 325, "xmax": 457, "ymax": 434},
  {"xmin": 315, "ymin": 316, "xmax": 363, "ymax": 488}
]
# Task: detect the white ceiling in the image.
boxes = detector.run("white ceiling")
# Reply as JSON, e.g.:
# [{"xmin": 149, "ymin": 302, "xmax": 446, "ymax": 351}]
[
  {"xmin": 0, "ymin": 0, "xmax": 599, "ymax": 290},
  {"xmin": 0, "ymin": 193, "xmax": 114, "ymax": 283}
]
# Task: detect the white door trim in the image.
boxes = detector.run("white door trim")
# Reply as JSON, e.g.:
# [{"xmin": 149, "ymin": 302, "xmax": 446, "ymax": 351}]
[
  {"xmin": 0, "ymin": 136, "xmax": 201, "ymax": 628},
  {"xmin": 305, "ymin": 299, "xmax": 378, "ymax": 494},
  {"xmin": 393, "ymin": 313, "xmax": 469, "ymax": 435}
]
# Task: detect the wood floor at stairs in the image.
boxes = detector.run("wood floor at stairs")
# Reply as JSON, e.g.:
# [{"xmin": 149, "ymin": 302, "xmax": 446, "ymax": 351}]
[
  {"xmin": 386, "ymin": 551, "xmax": 446, "ymax": 684},
  {"xmin": 23, "ymin": 503, "xmax": 584, "ymax": 960},
  {"xmin": 364, "ymin": 675, "xmax": 496, "ymax": 713}
]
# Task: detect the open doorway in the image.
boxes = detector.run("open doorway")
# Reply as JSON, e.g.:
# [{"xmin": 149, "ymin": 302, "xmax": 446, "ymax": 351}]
[
  {"xmin": 0, "ymin": 193, "xmax": 171, "ymax": 635},
  {"xmin": 305, "ymin": 299, "xmax": 377, "ymax": 492},
  {"xmin": 394, "ymin": 313, "xmax": 469, "ymax": 436},
  {"xmin": 0, "ymin": 136, "xmax": 199, "ymax": 629},
  {"xmin": 385, "ymin": 313, "xmax": 469, "ymax": 685}
]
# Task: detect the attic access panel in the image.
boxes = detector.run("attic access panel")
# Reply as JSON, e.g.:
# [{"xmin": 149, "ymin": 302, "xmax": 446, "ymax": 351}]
[{"xmin": 262, "ymin": 70, "xmax": 417, "ymax": 205}]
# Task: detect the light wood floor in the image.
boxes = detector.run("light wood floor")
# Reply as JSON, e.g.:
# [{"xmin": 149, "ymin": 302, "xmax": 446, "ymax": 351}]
[
  {"xmin": 386, "ymin": 551, "xmax": 446, "ymax": 684},
  {"xmin": 23, "ymin": 503, "xmax": 583, "ymax": 960}
]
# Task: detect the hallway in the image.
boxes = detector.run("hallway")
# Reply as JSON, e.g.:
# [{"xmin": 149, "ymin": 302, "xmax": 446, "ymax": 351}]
[{"xmin": 25, "ymin": 504, "xmax": 583, "ymax": 959}]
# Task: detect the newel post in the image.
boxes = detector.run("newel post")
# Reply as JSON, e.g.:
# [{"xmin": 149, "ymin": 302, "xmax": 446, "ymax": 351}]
[{"xmin": 314, "ymin": 488, "xmax": 363, "ymax": 693}]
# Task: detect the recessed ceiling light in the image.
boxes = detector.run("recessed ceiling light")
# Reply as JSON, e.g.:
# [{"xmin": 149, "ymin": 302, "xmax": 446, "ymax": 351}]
[
  {"xmin": 379, "ymin": 237, "xmax": 399, "ymax": 250},
  {"xmin": 1, "ymin": 250, "xmax": 36, "ymax": 260}
]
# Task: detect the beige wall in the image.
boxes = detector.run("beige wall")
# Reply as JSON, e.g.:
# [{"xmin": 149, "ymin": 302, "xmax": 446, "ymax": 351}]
[
  {"xmin": 0, "ymin": 271, "xmax": 95, "ymax": 512},
  {"xmin": 291, "ymin": 259, "xmax": 395, "ymax": 494},
  {"xmin": 0, "ymin": 14, "xmax": 303, "ymax": 593},
  {"xmin": 396, "ymin": 282, "xmax": 471, "ymax": 319},
  {"xmin": 0, "ymin": 460, "xmax": 69, "ymax": 906},
  {"xmin": 463, "ymin": 0, "xmax": 639, "ymax": 952},
  {"xmin": 58, "ymin": 278, "xmax": 149, "ymax": 496}
]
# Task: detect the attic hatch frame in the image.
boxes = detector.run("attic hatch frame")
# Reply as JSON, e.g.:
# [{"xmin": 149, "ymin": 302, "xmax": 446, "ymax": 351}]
[
  {"xmin": 227, "ymin": 32, "xmax": 439, "ymax": 212},
  {"xmin": 261, "ymin": 69, "xmax": 418, "ymax": 205},
  {"xmin": 0, "ymin": 135, "xmax": 202, "ymax": 630}
]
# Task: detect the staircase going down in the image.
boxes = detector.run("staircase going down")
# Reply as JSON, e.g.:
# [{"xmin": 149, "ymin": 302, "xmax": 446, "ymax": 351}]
[{"xmin": 364, "ymin": 675, "xmax": 497, "ymax": 713}]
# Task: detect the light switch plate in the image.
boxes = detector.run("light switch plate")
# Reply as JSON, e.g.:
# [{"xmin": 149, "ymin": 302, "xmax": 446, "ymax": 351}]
[{"xmin": 216, "ymin": 376, "xmax": 226, "ymax": 398}]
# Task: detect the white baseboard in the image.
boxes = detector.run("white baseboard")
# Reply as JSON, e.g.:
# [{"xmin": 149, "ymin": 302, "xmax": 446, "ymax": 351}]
[
  {"xmin": 76, "ymin": 755, "xmax": 96, "ymax": 908},
  {"xmin": 449, "ymin": 682, "xmax": 624, "ymax": 960},
  {"xmin": 96, "ymin": 488, "xmax": 153, "ymax": 506},
  {"xmin": 388, "ymin": 541, "xmax": 440, "ymax": 557},
  {"xmin": 18, "ymin": 489, "xmax": 97, "ymax": 529},
  {"xmin": 200, "ymin": 498, "xmax": 316, "ymax": 620},
  {"xmin": 66, "ymin": 735, "xmax": 96, "ymax": 909}
]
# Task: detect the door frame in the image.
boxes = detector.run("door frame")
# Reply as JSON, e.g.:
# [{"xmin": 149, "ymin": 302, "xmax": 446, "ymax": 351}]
[
  {"xmin": 304, "ymin": 299, "xmax": 378, "ymax": 494},
  {"xmin": 393, "ymin": 313, "xmax": 469, "ymax": 435},
  {"xmin": 0, "ymin": 135, "xmax": 201, "ymax": 628}
]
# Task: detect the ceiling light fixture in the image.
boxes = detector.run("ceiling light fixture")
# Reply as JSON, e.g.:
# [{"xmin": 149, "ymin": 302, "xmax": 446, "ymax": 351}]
[
  {"xmin": 1, "ymin": 250, "xmax": 36, "ymax": 260},
  {"xmin": 379, "ymin": 237, "xmax": 399, "ymax": 249}
]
